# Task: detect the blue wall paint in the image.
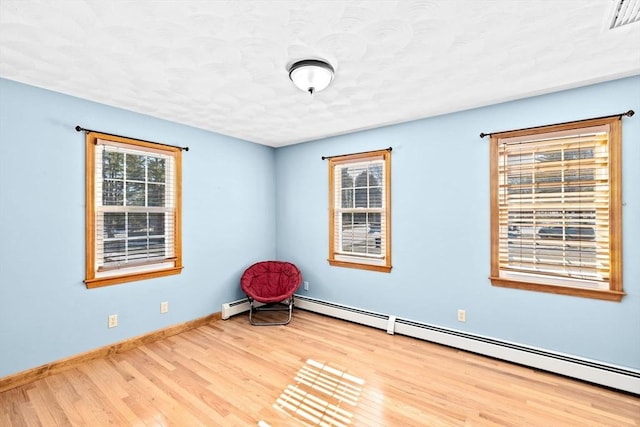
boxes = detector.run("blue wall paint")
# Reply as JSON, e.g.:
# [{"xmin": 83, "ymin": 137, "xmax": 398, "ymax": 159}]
[
  {"xmin": 275, "ymin": 76, "xmax": 640, "ymax": 369},
  {"xmin": 1, "ymin": 76, "xmax": 638, "ymax": 379},
  {"xmin": 0, "ymin": 78, "xmax": 276, "ymax": 377}
]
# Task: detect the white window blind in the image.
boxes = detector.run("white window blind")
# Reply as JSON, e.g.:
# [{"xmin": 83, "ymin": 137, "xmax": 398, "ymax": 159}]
[
  {"xmin": 333, "ymin": 158, "xmax": 385, "ymax": 260},
  {"xmin": 94, "ymin": 139, "xmax": 176, "ymax": 276},
  {"xmin": 496, "ymin": 125, "xmax": 611, "ymax": 289}
]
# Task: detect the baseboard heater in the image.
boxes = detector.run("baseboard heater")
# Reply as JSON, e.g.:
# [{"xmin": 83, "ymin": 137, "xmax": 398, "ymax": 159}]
[
  {"xmin": 221, "ymin": 295, "xmax": 639, "ymax": 393},
  {"xmin": 222, "ymin": 298, "xmax": 270, "ymax": 319},
  {"xmin": 221, "ymin": 298, "xmax": 250, "ymax": 319},
  {"xmin": 291, "ymin": 295, "xmax": 640, "ymax": 394}
]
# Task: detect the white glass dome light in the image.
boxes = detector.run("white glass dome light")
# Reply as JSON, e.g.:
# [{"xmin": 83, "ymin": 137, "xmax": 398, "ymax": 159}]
[{"xmin": 288, "ymin": 59, "xmax": 335, "ymax": 94}]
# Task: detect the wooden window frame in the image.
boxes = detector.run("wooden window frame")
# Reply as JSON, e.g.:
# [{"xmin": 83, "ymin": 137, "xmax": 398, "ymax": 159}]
[
  {"xmin": 85, "ymin": 132, "xmax": 183, "ymax": 288},
  {"xmin": 328, "ymin": 149, "xmax": 392, "ymax": 272},
  {"xmin": 489, "ymin": 117, "xmax": 623, "ymax": 301}
]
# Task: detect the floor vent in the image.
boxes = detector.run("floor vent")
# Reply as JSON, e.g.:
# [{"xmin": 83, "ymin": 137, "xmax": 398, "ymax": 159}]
[
  {"xmin": 292, "ymin": 295, "xmax": 640, "ymax": 394},
  {"xmin": 610, "ymin": 0, "xmax": 640, "ymax": 29}
]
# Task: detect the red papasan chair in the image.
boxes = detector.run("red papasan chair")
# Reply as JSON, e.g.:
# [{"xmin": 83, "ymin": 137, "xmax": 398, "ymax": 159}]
[{"xmin": 240, "ymin": 261, "xmax": 302, "ymax": 326}]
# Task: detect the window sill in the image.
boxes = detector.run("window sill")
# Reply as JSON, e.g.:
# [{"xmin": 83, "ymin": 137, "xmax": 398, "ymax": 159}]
[
  {"xmin": 489, "ymin": 276, "xmax": 625, "ymax": 302},
  {"xmin": 328, "ymin": 259, "xmax": 391, "ymax": 273},
  {"xmin": 85, "ymin": 266, "xmax": 183, "ymax": 288}
]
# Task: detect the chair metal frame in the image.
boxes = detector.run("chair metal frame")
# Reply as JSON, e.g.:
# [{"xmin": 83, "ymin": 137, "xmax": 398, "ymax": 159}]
[{"xmin": 248, "ymin": 297, "xmax": 294, "ymax": 326}]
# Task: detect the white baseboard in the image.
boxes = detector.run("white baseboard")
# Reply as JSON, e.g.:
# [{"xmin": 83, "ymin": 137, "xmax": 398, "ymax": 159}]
[
  {"xmin": 221, "ymin": 298, "xmax": 265, "ymax": 320},
  {"xmin": 220, "ymin": 294, "xmax": 639, "ymax": 393},
  {"xmin": 221, "ymin": 299, "xmax": 250, "ymax": 319},
  {"xmin": 292, "ymin": 294, "xmax": 640, "ymax": 394}
]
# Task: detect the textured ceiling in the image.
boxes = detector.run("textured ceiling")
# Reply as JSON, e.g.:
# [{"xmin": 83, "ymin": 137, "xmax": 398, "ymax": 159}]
[{"xmin": 1, "ymin": 1, "xmax": 639, "ymax": 147}]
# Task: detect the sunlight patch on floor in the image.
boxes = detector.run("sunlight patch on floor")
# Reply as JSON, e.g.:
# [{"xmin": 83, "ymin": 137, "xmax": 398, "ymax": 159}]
[{"xmin": 271, "ymin": 359, "xmax": 365, "ymax": 426}]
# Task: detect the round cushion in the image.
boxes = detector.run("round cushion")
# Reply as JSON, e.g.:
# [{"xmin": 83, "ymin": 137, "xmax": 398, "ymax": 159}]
[{"xmin": 240, "ymin": 261, "xmax": 302, "ymax": 303}]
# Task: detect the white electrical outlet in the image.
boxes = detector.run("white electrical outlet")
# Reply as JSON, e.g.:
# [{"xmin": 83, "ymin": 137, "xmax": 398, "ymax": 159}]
[
  {"xmin": 160, "ymin": 301, "xmax": 169, "ymax": 314},
  {"xmin": 303, "ymin": 281, "xmax": 309, "ymax": 291},
  {"xmin": 108, "ymin": 314, "xmax": 118, "ymax": 328},
  {"xmin": 457, "ymin": 309, "xmax": 466, "ymax": 323}
]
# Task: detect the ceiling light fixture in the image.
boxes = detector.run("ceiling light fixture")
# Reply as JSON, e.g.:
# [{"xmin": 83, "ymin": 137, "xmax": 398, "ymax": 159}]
[
  {"xmin": 609, "ymin": 0, "xmax": 640, "ymax": 28},
  {"xmin": 288, "ymin": 59, "xmax": 334, "ymax": 94}
]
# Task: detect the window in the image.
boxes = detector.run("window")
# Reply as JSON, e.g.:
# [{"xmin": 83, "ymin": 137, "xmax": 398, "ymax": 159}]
[
  {"xmin": 85, "ymin": 132, "xmax": 182, "ymax": 288},
  {"xmin": 328, "ymin": 149, "xmax": 391, "ymax": 272},
  {"xmin": 489, "ymin": 117, "xmax": 623, "ymax": 301}
]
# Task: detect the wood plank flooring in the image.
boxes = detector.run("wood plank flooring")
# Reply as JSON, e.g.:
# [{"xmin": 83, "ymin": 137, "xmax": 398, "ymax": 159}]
[{"xmin": 1, "ymin": 309, "xmax": 639, "ymax": 426}]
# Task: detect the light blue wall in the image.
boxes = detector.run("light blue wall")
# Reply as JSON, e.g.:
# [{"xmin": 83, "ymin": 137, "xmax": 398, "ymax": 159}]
[
  {"xmin": 0, "ymin": 78, "xmax": 276, "ymax": 377},
  {"xmin": 2, "ymin": 76, "xmax": 638, "ymax": 380},
  {"xmin": 275, "ymin": 76, "xmax": 640, "ymax": 369}
]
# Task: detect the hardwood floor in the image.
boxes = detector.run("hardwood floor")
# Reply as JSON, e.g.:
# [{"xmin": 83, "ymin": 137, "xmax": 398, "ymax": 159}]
[{"xmin": 1, "ymin": 309, "xmax": 639, "ymax": 426}]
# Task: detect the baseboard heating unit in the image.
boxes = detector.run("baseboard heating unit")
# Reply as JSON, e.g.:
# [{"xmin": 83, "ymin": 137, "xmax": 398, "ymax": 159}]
[
  {"xmin": 221, "ymin": 299, "xmax": 250, "ymax": 319},
  {"xmin": 292, "ymin": 295, "xmax": 640, "ymax": 394}
]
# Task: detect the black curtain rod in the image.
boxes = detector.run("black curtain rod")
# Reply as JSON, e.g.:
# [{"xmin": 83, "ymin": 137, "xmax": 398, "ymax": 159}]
[
  {"xmin": 322, "ymin": 146, "xmax": 392, "ymax": 160},
  {"xmin": 75, "ymin": 125, "xmax": 189, "ymax": 151},
  {"xmin": 479, "ymin": 110, "xmax": 635, "ymax": 139}
]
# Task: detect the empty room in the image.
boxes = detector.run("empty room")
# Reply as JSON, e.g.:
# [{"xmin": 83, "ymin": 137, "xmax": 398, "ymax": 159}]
[{"xmin": 1, "ymin": 1, "xmax": 639, "ymax": 425}]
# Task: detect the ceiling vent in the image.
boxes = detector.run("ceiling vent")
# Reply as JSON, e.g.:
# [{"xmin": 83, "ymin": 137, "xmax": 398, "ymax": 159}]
[{"xmin": 609, "ymin": 0, "xmax": 640, "ymax": 28}]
